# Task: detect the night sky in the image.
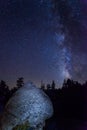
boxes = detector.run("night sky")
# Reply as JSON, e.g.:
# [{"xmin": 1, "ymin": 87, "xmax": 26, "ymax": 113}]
[{"xmin": 0, "ymin": 0, "xmax": 87, "ymax": 88}]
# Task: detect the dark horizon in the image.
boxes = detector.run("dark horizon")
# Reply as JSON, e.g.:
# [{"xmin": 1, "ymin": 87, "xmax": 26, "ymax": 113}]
[{"xmin": 0, "ymin": 77, "xmax": 87, "ymax": 90}]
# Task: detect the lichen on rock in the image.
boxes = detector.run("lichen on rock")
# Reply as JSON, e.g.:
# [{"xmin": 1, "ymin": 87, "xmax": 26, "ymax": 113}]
[{"xmin": 13, "ymin": 121, "xmax": 30, "ymax": 130}]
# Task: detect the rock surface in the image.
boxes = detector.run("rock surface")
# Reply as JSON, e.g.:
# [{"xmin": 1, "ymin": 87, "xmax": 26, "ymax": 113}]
[{"xmin": 1, "ymin": 83, "xmax": 53, "ymax": 130}]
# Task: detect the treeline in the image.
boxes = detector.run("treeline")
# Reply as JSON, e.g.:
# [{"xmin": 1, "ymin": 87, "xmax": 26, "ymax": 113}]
[
  {"xmin": 0, "ymin": 78, "xmax": 87, "ymax": 121},
  {"xmin": 0, "ymin": 78, "xmax": 87, "ymax": 129},
  {"xmin": 0, "ymin": 77, "xmax": 24, "ymax": 113},
  {"xmin": 41, "ymin": 80, "xmax": 56, "ymax": 90},
  {"xmin": 44, "ymin": 79, "xmax": 86, "ymax": 120},
  {"xmin": 43, "ymin": 79, "xmax": 87, "ymax": 130}
]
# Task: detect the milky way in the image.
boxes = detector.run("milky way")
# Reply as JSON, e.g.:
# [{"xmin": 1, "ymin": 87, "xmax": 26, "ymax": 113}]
[
  {"xmin": 39, "ymin": 0, "xmax": 86, "ymax": 85},
  {"xmin": 54, "ymin": 0, "xmax": 87, "ymax": 84},
  {"xmin": 0, "ymin": 0, "xmax": 86, "ymax": 87}
]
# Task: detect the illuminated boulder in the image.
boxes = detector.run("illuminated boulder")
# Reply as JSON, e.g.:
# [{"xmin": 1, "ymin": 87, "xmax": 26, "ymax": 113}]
[{"xmin": 1, "ymin": 83, "xmax": 53, "ymax": 130}]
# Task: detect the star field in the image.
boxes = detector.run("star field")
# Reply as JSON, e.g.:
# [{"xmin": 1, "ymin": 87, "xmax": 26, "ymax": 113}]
[{"xmin": 0, "ymin": 0, "xmax": 86, "ymax": 88}]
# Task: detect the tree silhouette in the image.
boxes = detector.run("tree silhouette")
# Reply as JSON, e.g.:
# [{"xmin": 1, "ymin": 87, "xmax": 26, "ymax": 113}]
[
  {"xmin": 46, "ymin": 84, "xmax": 51, "ymax": 90},
  {"xmin": 16, "ymin": 77, "xmax": 24, "ymax": 88},
  {"xmin": 41, "ymin": 80, "xmax": 45, "ymax": 90},
  {"xmin": 0, "ymin": 80, "xmax": 10, "ymax": 111},
  {"xmin": 0, "ymin": 80, "xmax": 9, "ymax": 97},
  {"xmin": 51, "ymin": 80, "xmax": 55, "ymax": 90}
]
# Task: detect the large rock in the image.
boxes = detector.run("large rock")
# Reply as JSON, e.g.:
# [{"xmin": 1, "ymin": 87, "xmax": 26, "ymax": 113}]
[{"xmin": 1, "ymin": 83, "xmax": 53, "ymax": 130}]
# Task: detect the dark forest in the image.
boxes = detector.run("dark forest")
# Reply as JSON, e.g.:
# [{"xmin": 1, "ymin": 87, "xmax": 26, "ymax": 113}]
[{"xmin": 0, "ymin": 78, "xmax": 87, "ymax": 130}]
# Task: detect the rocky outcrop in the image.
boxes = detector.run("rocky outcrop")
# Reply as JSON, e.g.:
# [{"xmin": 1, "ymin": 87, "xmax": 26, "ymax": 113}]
[{"xmin": 1, "ymin": 83, "xmax": 53, "ymax": 130}]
